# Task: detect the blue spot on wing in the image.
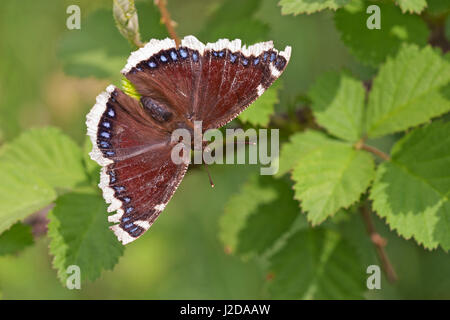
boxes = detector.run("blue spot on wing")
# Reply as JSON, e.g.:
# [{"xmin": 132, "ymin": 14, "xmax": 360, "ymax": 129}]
[
  {"xmin": 179, "ymin": 48, "xmax": 188, "ymax": 58},
  {"xmin": 100, "ymin": 131, "xmax": 110, "ymax": 139}
]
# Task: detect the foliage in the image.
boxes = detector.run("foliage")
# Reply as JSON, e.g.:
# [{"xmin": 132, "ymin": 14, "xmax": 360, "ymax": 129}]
[
  {"xmin": 48, "ymin": 189, "xmax": 124, "ymax": 282},
  {"xmin": 370, "ymin": 121, "xmax": 450, "ymax": 250},
  {"xmin": 0, "ymin": 223, "xmax": 33, "ymax": 256},
  {"xmin": 0, "ymin": 0, "xmax": 449, "ymax": 300},
  {"xmin": 334, "ymin": 1, "xmax": 429, "ymax": 67}
]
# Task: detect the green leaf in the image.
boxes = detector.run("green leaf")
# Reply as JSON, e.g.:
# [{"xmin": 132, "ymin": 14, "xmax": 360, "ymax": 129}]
[
  {"xmin": 267, "ymin": 228, "xmax": 365, "ymax": 299},
  {"xmin": 276, "ymin": 130, "xmax": 343, "ymax": 177},
  {"xmin": 121, "ymin": 77, "xmax": 141, "ymax": 100},
  {"xmin": 113, "ymin": 0, "xmax": 142, "ymax": 47},
  {"xmin": 239, "ymin": 82, "xmax": 280, "ymax": 127},
  {"xmin": 279, "ymin": 0, "xmax": 351, "ymax": 15},
  {"xmin": 58, "ymin": 3, "xmax": 166, "ymax": 79},
  {"xmin": 370, "ymin": 121, "xmax": 450, "ymax": 250},
  {"xmin": 396, "ymin": 0, "xmax": 427, "ymax": 13},
  {"xmin": 366, "ymin": 45, "xmax": 450, "ymax": 138},
  {"xmin": 58, "ymin": 9, "xmax": 129, "ymax": 79},
  {"xmin": 199, "ymin": 0, "xmax": 269, "ymax": 43},
  {"xmin": 445, "ymin": 15, "xmax": 450, "ymax": 42},
  {"xmin": 335, "ymin": 1, "xmax": 429, "ymax": 66},
  {"xmin": 427, "ymin": 0, "xmax": 450, "ymax": 15},
  {"xmin": 0, "ymin": 162, "xmax": 56, "ymax": 234},
  {"xmin": 0, "ymin": 222, "xmax": 34, "ymax": 256},
  {"xmin": 48, "ymin": 189, "xmax": 124, "ymax": 282},
  {"xmin": 0, "ymin": 127, "xmax": 87, "ymax": 191},
  {"xmin": 309, "ymin": 71, "xmax": 365, "ymax": 142},
  {"xmin": 219, "ymin": 174, "xmax": 299, "ymax": 258},
  {"xmin": 292, "ymin": 143, "xmax": 375, "ymax": 225}
]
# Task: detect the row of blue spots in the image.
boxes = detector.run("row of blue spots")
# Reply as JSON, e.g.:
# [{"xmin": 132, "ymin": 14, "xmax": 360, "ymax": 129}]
[
  {"xmin": 130, "ymin": 227, "xmax": 139, "ymax": 233},
  {"xmin": 109, "ymin": 170, "xmax": 116, "ymax": 183},
  {"xmin": 212, "ymin": 51, "xmax": 225, "ymax": 58},
  {"xmin": 101, "ymin": 106, "xmax": 115, "ymax": 157},
  {"xmin": 123, "ymin": 222, "xmax": 140, "ymax": 234},
  {"xmin": 270, "ymin": 52, "xmax": 277, "ymax": 62},
  {"xmin": 262, "ymin": 51, "xmax": 277, "ymax": 62},
  {"xmin": 148, "ymin": 48, "xmax": 199, "ymax": 69},
  {"xmin": 211, "ymin": 50, "xmax": 276, "ymax": 66}
]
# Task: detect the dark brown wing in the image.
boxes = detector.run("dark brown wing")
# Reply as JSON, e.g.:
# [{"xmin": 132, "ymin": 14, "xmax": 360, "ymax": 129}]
[
  {"xmin": 120, "ymin": 36, "xmax": 291, "ymax": 130},
  {"xmin": 193, "ymin": 39, "xmax": 291, "ymax": 130},
  {"xmin": 86, "ymin": 85, "xmax": 188, "ymax": 244},
  {"xmin": 87, "ymin": 36, "xmax": 290, "ymax": 244}
]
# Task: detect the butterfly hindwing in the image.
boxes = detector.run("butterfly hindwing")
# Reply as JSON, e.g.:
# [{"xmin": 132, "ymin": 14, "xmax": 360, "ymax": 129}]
[{"xmin": 87, "ymin": 85, "xmax": 188, "ymax": 244}]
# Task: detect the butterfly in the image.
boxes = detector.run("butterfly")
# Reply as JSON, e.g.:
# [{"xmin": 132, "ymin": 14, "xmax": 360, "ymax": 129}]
[{"xmin": 86, "ymin": 35, "xmax": 291, "ymax": 244}]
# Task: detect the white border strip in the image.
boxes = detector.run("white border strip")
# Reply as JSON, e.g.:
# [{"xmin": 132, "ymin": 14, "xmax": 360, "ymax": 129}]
[
  {"xmin": 121, "ymin": 35, "xmax": 291, "ymax": 74},
  {"xmin": 121, "ymin": 38, "xmax": 176, "ymax": 74},
  {"xmin": 86, "ymin": 84, "xmax": 115, "ymax": 167}
]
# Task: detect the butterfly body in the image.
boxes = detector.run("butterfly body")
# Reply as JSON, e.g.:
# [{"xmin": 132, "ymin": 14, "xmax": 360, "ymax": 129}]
[{"xmin": 86, "ymin": 36, "xmax": 291, "ymax": 244}]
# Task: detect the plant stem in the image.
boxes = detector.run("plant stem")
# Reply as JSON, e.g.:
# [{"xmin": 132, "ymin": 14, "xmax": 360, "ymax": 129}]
[
  {"xmin": 354, "ymin": 138, "xmax": 391, "ymax": 161},
  {"xmin": 360, "ymin": 202, "xmax": 398, "ymax": 283},
  {"xmin": 154, "ymin": 0, "xmax": 180, "ymax": 47},
  {"xmin": 360, "ymin": 144, "xmax": 391, "ymax": 161}
]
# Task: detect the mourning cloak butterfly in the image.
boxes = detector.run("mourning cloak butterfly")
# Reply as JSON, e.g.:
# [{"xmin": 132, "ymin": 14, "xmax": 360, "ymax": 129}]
[{"xmin": 86, "ymin": 36, "xmax": 291, "ymax": 244}]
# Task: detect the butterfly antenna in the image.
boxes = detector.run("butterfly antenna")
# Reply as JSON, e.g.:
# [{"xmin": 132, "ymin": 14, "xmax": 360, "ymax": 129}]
[{"xmin": 203, "ymin": 163, "xmax": 215, "ymax": 188}]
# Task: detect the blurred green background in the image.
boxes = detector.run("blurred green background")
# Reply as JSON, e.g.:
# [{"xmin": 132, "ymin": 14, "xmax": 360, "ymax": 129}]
[{"xmin": 0, "ymin": 0, "xmax": 449, "ymax": 299}]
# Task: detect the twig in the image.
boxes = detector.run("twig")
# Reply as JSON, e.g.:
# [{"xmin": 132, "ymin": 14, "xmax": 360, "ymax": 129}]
[
  {"xmin": 154, "ymin": 0, "xmax": 180, "ymax": 47},
  {"xmin": 360, "ymin": 202, "xmax": 398, "ymax": 283},
  {"xmin": 354, "ymin": 138, "xmax": 391, "ymax": 161}
]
